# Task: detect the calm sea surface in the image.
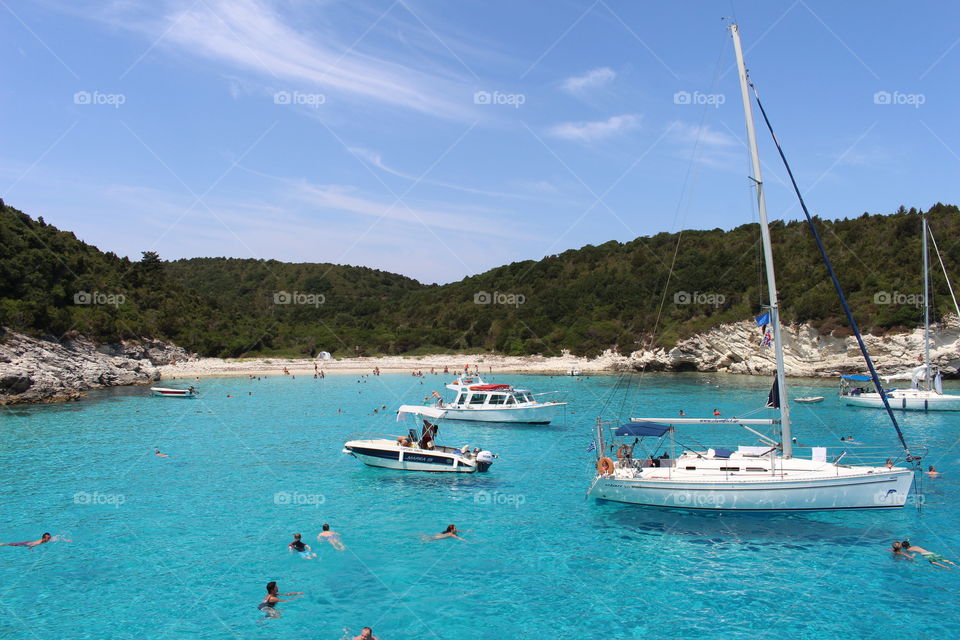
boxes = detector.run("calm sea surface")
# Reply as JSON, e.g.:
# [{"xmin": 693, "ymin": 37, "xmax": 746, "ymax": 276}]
[{"xmin": 1, "ymin": 372, "xmax": 958, "ymax": 639}]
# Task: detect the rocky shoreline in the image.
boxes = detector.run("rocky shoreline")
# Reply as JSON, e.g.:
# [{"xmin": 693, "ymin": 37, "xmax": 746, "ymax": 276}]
[
  {"xmin": 0, "ymin": 328, "xmax": 192, "ymax": 405},
  {"xmin": 4, "ymin": 318, "xmax": 960, "ymax": 405}
]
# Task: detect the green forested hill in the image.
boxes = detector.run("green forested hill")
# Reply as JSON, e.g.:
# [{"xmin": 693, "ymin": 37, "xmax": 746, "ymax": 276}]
[{"xmin": 1, "ymin": 198, "xmax": 958, "ymax": 358}]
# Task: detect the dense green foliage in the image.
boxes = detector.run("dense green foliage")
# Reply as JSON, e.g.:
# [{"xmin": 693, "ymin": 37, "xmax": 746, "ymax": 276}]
[{"xmin": 1, "ymin": 199, "xmax": 958, "ymax": 357}]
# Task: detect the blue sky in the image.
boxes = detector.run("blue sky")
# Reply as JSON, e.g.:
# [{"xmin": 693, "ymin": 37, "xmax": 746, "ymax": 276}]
[{"xmin": 2, "ymin": 1, "xmax": 958, "ymax": 283}]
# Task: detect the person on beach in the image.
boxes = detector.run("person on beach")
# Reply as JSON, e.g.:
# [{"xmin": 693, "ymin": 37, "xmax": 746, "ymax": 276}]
[
  {"xmin": 318, "ymin": 524, "xmax": 345, "ymax": 550},
  {"xmin": 353, "ymin": 627, "xmax": 379, "ymax": 640},
  {"xmin": 154, "ymin": 447, "xmax": 169, "ymax": 458},
  {"xmin": 431, "ymin": 524, "xmax": 465, "ymax": 541},
  {"xmin": 288, "ymin": 534, "xmax": 316, "ymax": 559},
  {"xmin": 257, "ymin": 581, "xmax": 303, "ymax": 618},
  {"xmin": 0, "ymin": 533, "xmax": 71, "ymax": 549},
  {"xmin": 901, "ymin": 541, "xmax": 957, "ymax": 568}
]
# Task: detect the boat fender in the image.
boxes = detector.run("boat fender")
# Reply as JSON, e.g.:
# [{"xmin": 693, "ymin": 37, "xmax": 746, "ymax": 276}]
[{"xmin": 597, "ymin": 457, "xmax": 615, "ymax": 475}]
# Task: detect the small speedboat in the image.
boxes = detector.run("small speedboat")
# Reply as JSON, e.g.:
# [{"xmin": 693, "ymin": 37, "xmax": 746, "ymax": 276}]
[
  {"xmin": 794, "ymin": 396, "xmax": 824, "ymax": 404},
  {"xmin": 151, "ymin": 386, "xmax": 199, "ymax": 398},
  {"xmin": 343, "ymin": 406, "xmax": 496, "ymax": 473}
]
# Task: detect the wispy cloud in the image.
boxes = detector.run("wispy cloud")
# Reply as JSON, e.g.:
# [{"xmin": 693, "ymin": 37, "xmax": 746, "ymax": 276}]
[
  {"xmin": 117, "ymin": 0, "xmax": 474, "ymax": 119},
  {"xmin": 548, "ymin": 114, "xmax": 640, "ymax": 142},
  {"xmin": 667, "ymin": 121, "xmax": 739, "ymax": 167},
  {"xmin": 561, "ymin": 67, "xmax": 616, "ymax": 94}
]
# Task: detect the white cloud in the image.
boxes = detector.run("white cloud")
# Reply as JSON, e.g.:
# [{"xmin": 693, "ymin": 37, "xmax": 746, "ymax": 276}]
[
  {"xmin": 561, "ymin": 67, "xmax": 616, "ymax": 94},
  {"xmin": 119, "ymin": 0, "xmax": 474, "ymax": 119},
  {"xmin": 668, "ymin": 121, "xmax": 737, "ymax": 148},
  {"xmin": 548, "ymin": 114, "xmax": 640, "ymax": 142}
]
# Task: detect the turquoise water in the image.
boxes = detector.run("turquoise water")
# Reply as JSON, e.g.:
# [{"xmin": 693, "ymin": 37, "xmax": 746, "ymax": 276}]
[{"xmin": 2, "ymin": 372, "xmax": 959, "ymax": 639}]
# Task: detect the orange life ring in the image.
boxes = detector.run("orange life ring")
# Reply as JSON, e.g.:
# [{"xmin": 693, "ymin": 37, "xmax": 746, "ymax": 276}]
[
  {"xmin": 616, "ymin": 445, "xmax": 631, "ymax": 461},
  {"xmin": 597, "ymin": 457, "xmax": 615, "ymax": 475}
]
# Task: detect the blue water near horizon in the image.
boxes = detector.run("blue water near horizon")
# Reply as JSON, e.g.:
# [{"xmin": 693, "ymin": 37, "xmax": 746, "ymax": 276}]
[{"xmin": 1, "ymin": 372, "xmax": 959, "ymax": 639}]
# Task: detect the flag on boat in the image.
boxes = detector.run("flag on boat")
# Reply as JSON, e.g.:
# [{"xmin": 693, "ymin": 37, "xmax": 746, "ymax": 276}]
[
  {"xmin": 766, "ymin": 377, "xmax": 780, "ymax": 409},
  {"xmin": 585, "ymin": 441, "xmax": 596, "ymax": 453},
  {"xmin": 755, "ymin": 312, "xmax": 770, "ymax": 328},
  {"xmin": 761, "ymin": 331, "xmax": 773, "ymax": 347}
]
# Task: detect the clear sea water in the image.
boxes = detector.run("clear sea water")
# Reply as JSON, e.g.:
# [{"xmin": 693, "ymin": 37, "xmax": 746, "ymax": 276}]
[{"xmin": 2, "ymin": 371, "xmax": 959, "ymax": 639}]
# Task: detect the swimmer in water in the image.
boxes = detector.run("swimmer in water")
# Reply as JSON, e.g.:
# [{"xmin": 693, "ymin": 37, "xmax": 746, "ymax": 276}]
[
  {"xmin": 927, "ymin": 465, "xmax": 941, "ymax": 478},
  {"xmin": 257, "ymin": 581, "xmax": 303, "ymax": 618},
  {"xmin": 288, "ymin": 533, "xmax": 316, "ymax": 559},
  {"xmin": 0, "ymin": 533, "xmax": 71, "ymax": 549},
  {"xmin": 318, "ymin": 524, "xmax": 345, "ymax": 551},
  {"xmin": 431, "ymin": 524, "xmax": 465, "ymax": 541},
  {"xmin": 154, "ymin": 447, "xmax": 169, "ymax": 458},
  {"xmin": 353, "ymin": 627, "xmax": 379, "ymax": 640},
  {"xmin": 902, "ymin": 541, "xmax": 958, "ymax": 569}
]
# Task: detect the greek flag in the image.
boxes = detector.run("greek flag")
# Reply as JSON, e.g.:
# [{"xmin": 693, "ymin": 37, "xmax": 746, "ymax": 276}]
[{"xmin": 585, "ymin": 441, "xmax": 596, "ymax": 453}]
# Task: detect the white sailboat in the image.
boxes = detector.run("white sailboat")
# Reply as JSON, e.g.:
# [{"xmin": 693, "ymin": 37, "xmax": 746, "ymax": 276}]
[
  {"xmin": 587, "ymin": 23, "xmax": 915, "ymax": 511},
  {"xmin": 840, "ymin": 217, "xmax": 960, "ymax": 411}
]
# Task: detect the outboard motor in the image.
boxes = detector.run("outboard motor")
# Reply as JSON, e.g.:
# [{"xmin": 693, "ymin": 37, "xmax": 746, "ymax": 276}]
[{"xmin": 475, "ymin": 450, "xmax": 495, "ymax": 472}]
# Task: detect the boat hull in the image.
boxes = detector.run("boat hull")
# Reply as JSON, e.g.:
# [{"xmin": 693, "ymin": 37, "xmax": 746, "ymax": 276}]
[
  {"xmin": 843, "ymin": 392, "xmax": 960, "ymax": 411},
  {"xmin": 439, "ymin": 404, "xmax": 563, "ymax": 424},
  {"xmin": 589, "ymin": 469, "xmax": 914, "ymax": 511},
  {"xmin": 150, "ymin": 388, "xmax": 196, "ymax": 398},
  {"xmin": 343, "ymin": 443, "xmax": 484, "ymax": 473}
]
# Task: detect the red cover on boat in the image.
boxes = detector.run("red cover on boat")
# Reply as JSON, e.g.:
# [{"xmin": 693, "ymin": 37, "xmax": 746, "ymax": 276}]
[{"xmin": 469, "ymin": 384, "xmax": 511, "ymax": 391}]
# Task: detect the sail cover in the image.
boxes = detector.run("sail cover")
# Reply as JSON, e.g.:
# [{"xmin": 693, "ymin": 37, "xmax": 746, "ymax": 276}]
[{"xmin": 614, "ymin": 423, "xmax": 670, "ymax": 437}]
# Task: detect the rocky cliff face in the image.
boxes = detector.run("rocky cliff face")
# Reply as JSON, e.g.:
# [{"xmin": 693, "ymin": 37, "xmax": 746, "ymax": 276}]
[
  {"xmin": 0, "ymin": 328, "xmax": 193, "ymax": 405},
  {"xmin": 622, "ymin": 318, "xmax": 960, "ymax": 377}
]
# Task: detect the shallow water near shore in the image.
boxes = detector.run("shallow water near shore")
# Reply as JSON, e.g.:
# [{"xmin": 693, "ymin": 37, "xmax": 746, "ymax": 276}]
[{"xmin": 2, "ymin": 372, "xmax": 959, "ymax": 639}]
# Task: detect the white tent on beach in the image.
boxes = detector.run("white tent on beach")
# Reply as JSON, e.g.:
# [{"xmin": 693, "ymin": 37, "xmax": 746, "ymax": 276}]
[{"xmin": 317, "ymin": 351, "xmax": 332, "ymax": 361}]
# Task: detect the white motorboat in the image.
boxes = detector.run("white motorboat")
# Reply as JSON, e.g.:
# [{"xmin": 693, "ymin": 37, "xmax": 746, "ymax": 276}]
[
  {"xmin": 343, "ymin": 406, "xmax": 497, "ymax": 473},
  {"xmin": 433, "ymin": 375, "xmax": 565, "ymax": 424},
  {"xmin": 840, "ymin": 217, "xmax": 960, "ymax": 411},
  {"xmin": 151, "ymin": 386, "xmax": 198, "ymax": 398},
  {"xmin": 794, "ymin": 396, "xmax": 824, "ymax": 404},
  {"xmin": 587, "ymin": 23, "xmax": 918, "ymax": 512}
]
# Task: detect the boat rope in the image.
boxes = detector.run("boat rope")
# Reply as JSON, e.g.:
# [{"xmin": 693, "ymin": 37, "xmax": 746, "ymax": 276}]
[
  {"xmin": 749, "ymin": 84, "xmax": 915, "ymax": 462},
  {"xmin": 927, "ymin": 221, "xmax": 960, "ymax": 321}
]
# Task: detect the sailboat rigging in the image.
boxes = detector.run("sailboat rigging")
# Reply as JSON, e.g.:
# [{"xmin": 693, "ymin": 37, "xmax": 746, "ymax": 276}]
[{"xmin": 587, "ymin": 23, "xmax": 916, "ymax": 511}]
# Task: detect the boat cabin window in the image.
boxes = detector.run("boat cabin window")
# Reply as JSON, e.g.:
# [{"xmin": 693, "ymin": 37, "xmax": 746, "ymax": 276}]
[
  {"xmin": 488, "ymin": 394, "xmax": 507, "ymax": 405},
  {"xmin": 513, "ymin": 393, "xmax": 531, "ymax": 403},
  {"xmin": 469, "ymin": 394, "xmax": 486, "ymax": 405},
  {"xmin": 746, "ymin": 467, "xmax": 766, "ymax": 472},
  {"xmin": 454, "ymin": 394, "xmax": 466, "ymax": 404},
  {"xmin": 720, "ymin": 467, "xmax": 740, "ymax": 472},
  {"xmin": 505, "ymin": 395, "xmax": 515, "ymax": 405},
  {"xmin": 685, "ymin": 466, "xmax": 697, "ymax": 471}
]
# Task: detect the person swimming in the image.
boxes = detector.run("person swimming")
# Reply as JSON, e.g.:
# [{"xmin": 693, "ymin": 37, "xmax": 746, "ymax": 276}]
[
  {"xmin": 901, "ymin": 541, "xmax": 958, "ymax": 568},
  {"xmin": 318, "ymin": 524, "xmax": 345, "ymax": 551},
  {"xmin": 0, "ymin": 533, "xmax": 70, "ymax": 549},
  {"xmin": 352, "ymin": 627, "xmax": 379, "ymax": 640},
  {"xmin": 927, "ymin": 465, "xmax": 941, "ymax": 478},
  {"xmin": 288, "ymin": 533, "xmax": 316, "ymax": 559},
  {"xmin": 154, "ymin": 447, "xmax": 169, "ymax": 458},
  {"xmin": 431, "ymin": 524, "xmax": 465, "ymax": 541},
  {"xmin": 257, "ymin": 581, "xmax": 303, "ymax": 618}
]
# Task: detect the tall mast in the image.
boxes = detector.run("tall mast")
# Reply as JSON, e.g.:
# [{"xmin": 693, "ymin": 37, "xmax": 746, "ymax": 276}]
[
  {"xmin": 923, "ymin": 215, "xmax": 931, "ymax": 389},
  {"xmin": 730, "ymin": 23, "xmax": 793, "ymax": 458}
]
